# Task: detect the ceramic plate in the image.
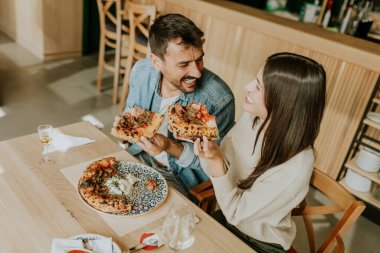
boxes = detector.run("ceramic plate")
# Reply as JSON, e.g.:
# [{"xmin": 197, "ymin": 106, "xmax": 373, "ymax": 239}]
[
  {"xmin": 79, "ymin": 161, "xmax": 168, "ymax": 216},
  {"xmin": 69, "ymin": 234, "xmax": 121, "ymax": 253}
]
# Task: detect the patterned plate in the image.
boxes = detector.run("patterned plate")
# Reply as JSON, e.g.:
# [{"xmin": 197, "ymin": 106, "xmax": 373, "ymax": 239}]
[
  {"xmin": 69, "ymin": 234, "xmax": 121, "ymax": 253},
  {"xmin": 79, "ymin": 161, "xmax": 168, "ymax": 216},
  {"xmin": 116, "ymin": 161, "xmax": 168, "ymax": 216}
]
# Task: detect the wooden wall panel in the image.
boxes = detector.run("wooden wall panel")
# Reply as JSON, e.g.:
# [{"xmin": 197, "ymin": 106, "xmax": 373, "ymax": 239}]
[
  {"xmin": 42, "ymin": 0, "xmax": 83, "ymax": 59},
  {"xmin": 159, "ymin": 0, "xmax": 380, "ymax": 179}
]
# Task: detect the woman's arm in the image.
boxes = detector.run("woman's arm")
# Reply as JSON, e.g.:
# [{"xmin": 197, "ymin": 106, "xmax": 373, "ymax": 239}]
[{"xmin": 195, "ymin": 138, "xmax": 313, "ymax": 225}]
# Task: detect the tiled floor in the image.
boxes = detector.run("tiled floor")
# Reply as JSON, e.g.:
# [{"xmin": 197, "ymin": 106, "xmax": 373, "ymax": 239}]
[{"xmin": 1, "ymin": 32, "xmax": 379, "ymax": 252}]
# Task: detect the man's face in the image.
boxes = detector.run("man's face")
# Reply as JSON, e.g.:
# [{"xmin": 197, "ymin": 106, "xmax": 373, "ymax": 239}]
[{"xmin": 152, "ymin": 38, "xmax": 204, "ymax": 94}]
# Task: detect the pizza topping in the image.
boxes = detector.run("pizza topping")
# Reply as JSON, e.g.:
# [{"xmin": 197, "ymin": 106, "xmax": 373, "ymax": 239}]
[
  {"xmin": 167, "ymin": 102, "xmax": 219, "ymax": 141},
  {"xmin": 105, "ymin": 174, "xmax": 139, "ymax": 196},
  {"xmin": 111, "ymin": 106, "xmax": 164, "ymax": 143},
  {"xmin": 146, "ymin": 178, "xmax": 156, "ymax": 190},
  {"xmin": 120, "ymin": 111, "xmax": 153, "ymax": 129}
]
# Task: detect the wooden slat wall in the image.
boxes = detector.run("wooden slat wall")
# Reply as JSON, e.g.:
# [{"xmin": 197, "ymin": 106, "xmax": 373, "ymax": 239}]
[{"xmin": 157, "ymin": 0, "xmax": 380, "ymax": 179}]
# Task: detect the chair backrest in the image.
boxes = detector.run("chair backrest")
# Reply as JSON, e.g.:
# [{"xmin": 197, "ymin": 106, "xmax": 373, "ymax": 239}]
[
  {"xmin": 118, "ymin": 1, "xmax": 156, "ymax": 111},
  {"xmin": 127, "ymin": 0, "xmax": 156, "ymax": 60},
  {"xmin": 292, "ymin": 169, "xmax": 366, "ymax": 253},
  {"xmin": 97, "ymin": 0, "xmax": 129, "ymax": 38}
]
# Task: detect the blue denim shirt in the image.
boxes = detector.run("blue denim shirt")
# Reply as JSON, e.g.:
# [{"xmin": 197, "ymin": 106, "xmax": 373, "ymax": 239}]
[{"xmin": 124, "ymin": 58, "xmax": 235, "ymax": 189}]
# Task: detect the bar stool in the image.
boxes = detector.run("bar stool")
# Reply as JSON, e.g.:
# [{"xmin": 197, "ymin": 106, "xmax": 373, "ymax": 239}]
[
  {"xmin": 119, "ymin": 1, "xmax": 156, "ymax": 111},
  {"xmin": 96, "ymin": 0, "xmax": 129, "ymax": 104}
]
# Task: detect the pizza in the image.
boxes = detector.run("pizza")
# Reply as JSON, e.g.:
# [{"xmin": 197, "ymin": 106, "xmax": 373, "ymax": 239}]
[
  {"xmin": 111, "ymin": 106, "xmax": 164, "ymax": 143},
  {"xmin": 78, "ymin": 157, "xmax": 136, "ymax": 214},
  {"xmin": 167, "ymin": 102, "xmax": 219, "ymax": 141}
]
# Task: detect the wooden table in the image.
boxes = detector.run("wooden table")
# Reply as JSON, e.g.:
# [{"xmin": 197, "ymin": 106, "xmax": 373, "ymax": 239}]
[{"xmin": 0, "ymin": 121, "xmax": 255, "ymax": 252}]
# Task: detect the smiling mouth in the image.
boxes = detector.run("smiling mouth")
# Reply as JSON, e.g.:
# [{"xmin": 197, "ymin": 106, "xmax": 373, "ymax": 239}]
[{"xmin": 183, "ymin": 77, "xmax": 196, "ymax": 84}]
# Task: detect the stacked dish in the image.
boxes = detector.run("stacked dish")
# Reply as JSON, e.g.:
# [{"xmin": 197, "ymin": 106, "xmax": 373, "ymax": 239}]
[
  {"xmin": 356, "ymin": 147, "xmax": 380, "ymax": 173},
  {"xmin": 345, "ymin": 169, "xmax": 372, "ymax": 192}
]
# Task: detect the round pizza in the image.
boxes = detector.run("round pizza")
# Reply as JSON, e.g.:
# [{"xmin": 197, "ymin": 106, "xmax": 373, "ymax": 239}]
[
  {"xmin": 111, "ymin": 106, "xmax": 164, "ymax": 143},
  {"xmin": 168, "ymin": 102, "xmax": 220, "ymax": 141},
  {"xmin": 78, "ymin": 157, "xmax": 138, "ymax": 214}
]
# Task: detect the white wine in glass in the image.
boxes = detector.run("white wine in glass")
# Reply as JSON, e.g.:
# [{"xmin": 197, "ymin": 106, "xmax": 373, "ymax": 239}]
[
  {"xmin": 162, "ymin": 203, "xmax": 196, "ymax": 252},
  {"xmin": 37, "ymin": 125, "xmax": 54, "ymax": 166}
]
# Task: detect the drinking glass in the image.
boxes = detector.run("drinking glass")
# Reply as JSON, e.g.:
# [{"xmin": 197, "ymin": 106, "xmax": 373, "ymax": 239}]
[
  {"xmin": 161, "ymin": 203, "xmax": 196, "ymax": 252},
  {"xmin": 37, "ymin": 124, "xmax": 54, "ymax": 166}
]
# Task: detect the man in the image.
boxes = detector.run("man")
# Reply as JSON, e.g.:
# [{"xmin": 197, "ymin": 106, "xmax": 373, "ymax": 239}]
[{"xmin": 124, "ymin": 14, "xmax": 235, "ymax": 195}]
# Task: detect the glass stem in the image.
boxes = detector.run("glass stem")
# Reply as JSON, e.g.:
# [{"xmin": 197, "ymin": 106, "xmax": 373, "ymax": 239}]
[{"xmin": 43, "ymin": 144, "xmax": 49, "ymax": 161}]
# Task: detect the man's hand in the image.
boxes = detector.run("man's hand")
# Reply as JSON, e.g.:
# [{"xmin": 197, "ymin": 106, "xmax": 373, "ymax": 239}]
[
  {"xmin": 136, "ymin": 134, "xmax": 184, "ymax": 159},
  {"xmin": 136, "ymin": 134, "xmax": 171, "ymax": 156}
]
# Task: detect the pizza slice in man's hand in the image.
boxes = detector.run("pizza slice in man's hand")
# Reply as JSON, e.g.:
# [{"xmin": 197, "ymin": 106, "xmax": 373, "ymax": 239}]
[{"xmin": 111, "ymin": 106, "xmax": 164, "ymax": 143}]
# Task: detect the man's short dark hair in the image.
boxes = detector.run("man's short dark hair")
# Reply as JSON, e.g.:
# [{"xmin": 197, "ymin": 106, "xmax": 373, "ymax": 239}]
[{"xmin": 149, "ymin": 14, "xmax": 204, "ymax": 60}]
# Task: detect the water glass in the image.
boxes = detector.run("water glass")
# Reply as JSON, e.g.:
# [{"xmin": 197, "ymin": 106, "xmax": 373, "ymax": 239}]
[{"xmin": 162, "ymin": 203, "xmax": 196, "ymax": 252}]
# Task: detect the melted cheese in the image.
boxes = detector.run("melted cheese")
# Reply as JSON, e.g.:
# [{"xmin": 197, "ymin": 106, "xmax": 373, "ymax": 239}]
[{"xmin": 105, "ymin": 174, "xmax": 139, "ymax": 195}]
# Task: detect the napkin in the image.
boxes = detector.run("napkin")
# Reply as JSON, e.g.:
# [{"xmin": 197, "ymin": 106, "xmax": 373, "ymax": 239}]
[
  {"xmin": 50, "ymin": 237, "xmax": 113, "ymax": 253},
  {"xmin": 44, "ymin": 129, "xmax": 95, "ymax": 154}
]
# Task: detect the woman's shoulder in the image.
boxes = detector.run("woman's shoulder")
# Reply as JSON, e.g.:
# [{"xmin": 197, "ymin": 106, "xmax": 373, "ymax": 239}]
[{"xmin": 259, "ymin": 148, "xmax": 314, "ymax": 182}]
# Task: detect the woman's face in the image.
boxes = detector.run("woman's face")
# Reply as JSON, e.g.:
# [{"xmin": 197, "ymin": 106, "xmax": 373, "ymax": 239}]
[{"xmin": 243, "ymin": 66, "xmax": 268, "ymax": 120}]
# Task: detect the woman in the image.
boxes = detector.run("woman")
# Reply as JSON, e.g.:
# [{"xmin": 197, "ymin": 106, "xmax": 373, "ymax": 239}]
[{"xmin": 194, "ymin": 52, "xmax": 326, "ymax": 252}]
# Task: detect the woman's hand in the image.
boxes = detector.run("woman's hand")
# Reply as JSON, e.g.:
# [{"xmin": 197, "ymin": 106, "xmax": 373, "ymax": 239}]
[
  {"xmin": 194, "ymin": 136, "xmax": 226, "ymax": 177},
  {"xmin": 194, "ymin": 136, "xmax": 223, "ymax": 161}
]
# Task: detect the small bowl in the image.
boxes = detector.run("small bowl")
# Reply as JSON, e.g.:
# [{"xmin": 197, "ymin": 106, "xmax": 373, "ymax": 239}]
[
  {"xmin": 345, "ymin": 169, "xmax": 372, "ymax": 192},
  {"xmin": 356, "ymin": 148, "xmax": 380, "ymax": 172}
]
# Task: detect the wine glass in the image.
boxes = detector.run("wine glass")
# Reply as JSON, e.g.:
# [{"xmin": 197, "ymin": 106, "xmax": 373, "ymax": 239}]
[
  {"xmin": 37, "ymin": 124, "xmax": 54, "ymax": 166},
  {"xmin": 161, "ymin": 203, "xmax": 196, "ymax": 252}
]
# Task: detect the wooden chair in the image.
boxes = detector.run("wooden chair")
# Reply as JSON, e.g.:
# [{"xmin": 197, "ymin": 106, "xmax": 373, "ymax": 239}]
[
  {"xmin": 189, "ymin": 169, "xmax": 366, "ymax": 253},
  {"xmin": 96, "ymin": 0, "xmax": 129, "ymax": 104},
  {"xmin": 291, "ymin": 169, "xmax": 366, "ymax": 253},
  {"xmin": 119, "ymin": 1, "xmax": 156, "ymax": 111}
]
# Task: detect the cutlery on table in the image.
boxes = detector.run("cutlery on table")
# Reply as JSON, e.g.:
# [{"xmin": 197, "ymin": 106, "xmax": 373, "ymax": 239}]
[{"xmin": 125, "ymin": 235, "xmax": 159, "ymax": 253}]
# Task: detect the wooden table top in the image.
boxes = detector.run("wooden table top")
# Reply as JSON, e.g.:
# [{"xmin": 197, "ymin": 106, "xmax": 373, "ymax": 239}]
[{"xmin": 0, "ymin": 121, "xmax": 255, "ymax": 252}]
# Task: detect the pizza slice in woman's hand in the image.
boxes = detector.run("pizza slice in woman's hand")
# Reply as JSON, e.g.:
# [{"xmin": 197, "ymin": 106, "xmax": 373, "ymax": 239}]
[
  {"xmin": 167, "ymin": 102, "xmax": 220, "ymax": 142},
  {"xmin": 111, "ymin": 106, "xmax": 164, "ymax": 143}
]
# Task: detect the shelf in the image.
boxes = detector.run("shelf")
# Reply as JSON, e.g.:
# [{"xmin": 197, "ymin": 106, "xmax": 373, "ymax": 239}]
[
  {"xmin": 361, "ymin": 138, "xmax": 380, "ymax": 152},
  {"xmin": 373, "ymin": 98, "xmax": 380, "ymax": 104},
  {"xmin": 345, "ymin": 156, "xmax": 380, "ymax": 184},
  {"xmin": 363, "ymin": 118, "xmax": 380, "ymax": 130},
  {"xmin": 340, "ymin": 180, "xmax": 380, "ymax": 209}
]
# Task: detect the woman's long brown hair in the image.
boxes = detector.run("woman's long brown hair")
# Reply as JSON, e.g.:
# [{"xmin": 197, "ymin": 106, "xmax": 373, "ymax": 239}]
[{"xmin": 238, "ymin": 52, "xmax": 326, "ymax": 190}]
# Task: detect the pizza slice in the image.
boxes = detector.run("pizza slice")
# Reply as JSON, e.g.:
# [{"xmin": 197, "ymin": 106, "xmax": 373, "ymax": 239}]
[
  {"xmin": 167, "ymin": 102, "xmax": 220, "ymax": 141},
  {"xmin": 111, "ymin": 106, "xmax": 164, "ymax": 143},
  {"xmin": 78, "ymin": 157, "xmax": 133, "ymax": 213}
]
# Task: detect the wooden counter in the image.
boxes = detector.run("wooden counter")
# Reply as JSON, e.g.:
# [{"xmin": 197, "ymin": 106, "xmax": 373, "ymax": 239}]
[{"xmin": 158, "ymin": 0, "xmax": 380, "ymax": 179}]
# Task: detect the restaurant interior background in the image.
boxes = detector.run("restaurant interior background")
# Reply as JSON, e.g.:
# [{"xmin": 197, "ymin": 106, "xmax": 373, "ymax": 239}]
[{"xmin": 1, "ymin": 0, "xmax": 380, "ymax": 252}]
